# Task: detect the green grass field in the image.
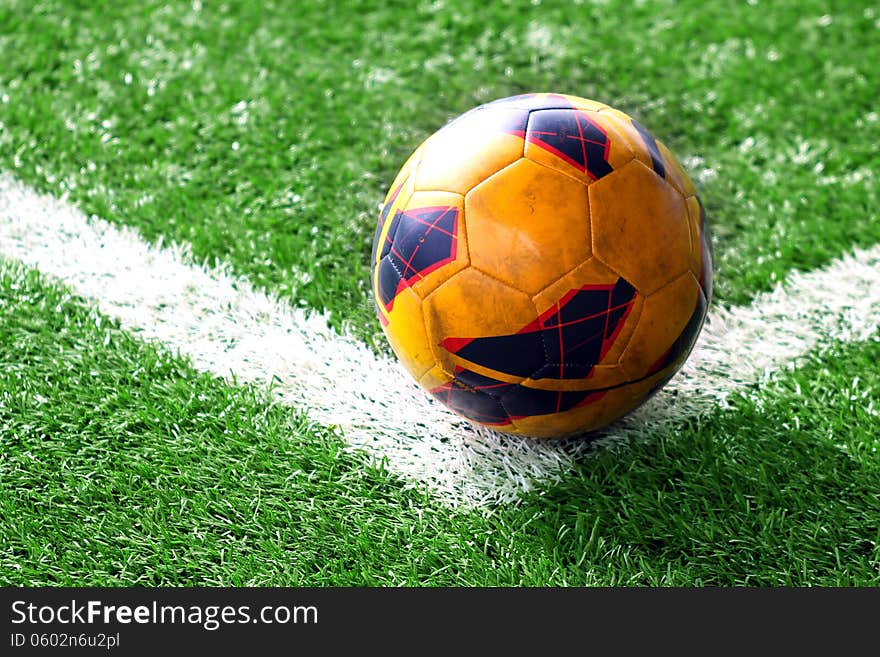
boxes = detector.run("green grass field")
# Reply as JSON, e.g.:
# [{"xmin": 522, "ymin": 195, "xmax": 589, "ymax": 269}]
[{"xmin": 1, "ymin": 0, "xmax": 879, "ymax": 585}]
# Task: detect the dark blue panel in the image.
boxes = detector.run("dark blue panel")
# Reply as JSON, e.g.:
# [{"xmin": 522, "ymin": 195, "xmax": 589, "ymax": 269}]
[
  {"xmin": 447, "ymin": 331, "xmax": 547, "ymax": 380},
  {"xmin": 378, "ymin": 211, "xmax": 401, "ymax": 261},
  {"xmin": 389, "ymin": 207, "xmax": 457, "ymax": 280},
  {"xmin": 429, "ymin": 370, "xmax": 510, "ymax": 426},
  {"xmin": 501, "ymin": 385, "xmax": 603, "ymax": 418},
  {"xmin": 526, "ymin": 109, "xmax": 613, "ymax": 180},
  {"xmin": 376, "ymin": 255, "xmax": 403, "ymax": 310},
  {"xmin": 375, "ymin": 206, "xmax": 458, "ymax": 311}
]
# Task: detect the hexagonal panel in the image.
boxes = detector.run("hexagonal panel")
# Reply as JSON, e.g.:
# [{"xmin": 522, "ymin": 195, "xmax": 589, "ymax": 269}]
[
  {"xmin": 523, "ymin": 108, "xmax": 635, "ymax": 184},
  {"xmin": 415, "ymin": 107, "xmax": 527, "ymax": 195},
  {"xmin": 589, "ymin": 160, "xmax": 691, "ymax": 295},
  {"xmin": 464, "ymin": 158, "xmax": 591, "ymax": 295},
  {"xmin": 381, "ymin": 285, "xmax": 435, "ymax": 383},
  {"xmin": 619, "ymin": 271, "xmax": 704, "ymax": 380},
  {"xmin": 422, "ymin": 267, "xmax": 536, "ymax": 381},
  {"xmin": 657, "ymin": 140, "xmax": 697, "ymax": 197}
]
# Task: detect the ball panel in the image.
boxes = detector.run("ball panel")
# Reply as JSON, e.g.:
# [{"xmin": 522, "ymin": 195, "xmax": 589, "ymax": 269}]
[
  {"xmin": 699, "ymin": 229, "xmax": 713, "ymax": 303},
  {"xmin": 684, "ymin": 194, "xmax": 714, "ymax": 302},
  {"xmin": 373, "ymin": 191, "xmax": 467, "ymax": 318},
  {"xmin": 578, "ymin": 362, "xmax": 637, "ymax": 391},
  {"xmin": 465, "ymin": 158, "xmax": 591, "ymax": 295},
  {"xmin": 597, "ymin": 107, "xmax": 697, "ymax": 197},
  {"xmin": 657, "ymin": 141, "xmax": 697, "ymax": 197},
  {"xmin": 618, "ymin": 271, "xmax": 703, "ymax": 380},
  {"xmin": 502, "ymin": 300, "xmax": 648, "ymax": 395},
  {"xmin": 522, "ymin": 108, "xmax": 635, "ymax": 184},
  {"xmin": 485, "ymin": 359, "xmax": 639, "ymax": 394},
  {"xmin": 532, "ymin": 257, "xmax": 643, "ymax": 372},
  {"xmin": 417, "ymin": 364, "xmax": 451, "ymax": 391},
  {"xmin": 380, "ymin": 286, "xmax": 435, "ymax": 382},
  {"xmin": 589, "ymin": 160, "xmax": 691, "ymax": 295},
  {"xmin": 646, "ymin": 286, "xmax": 708, "ymax": 377},
  {"xmin": 422, "ymin": 267, "xmax": 537, "ymax": 383},
  {"xmin": 596, "ymin": 107, "xmax": 663, "ymax": 175},
  {"xmin": 415, "ymin": 107, "xmax": 527, "ymax": 195},
  {"xmin": 425, "ymin": 365, "xmax": 651, "ymax": 434},
  {"xmin": 428, "ymin": 367, "xmax": 514, "ymax": 427},
  {"xmin": 439, "ymin": 278, "xmax": 637, "ymax": 385},
  {"xmin": 398, "ymin": 190, "xmax": 469, "ymax": 300},
  {"xmin": 684, "ymin": 195, "xmax": 703, "ymax": 277}
]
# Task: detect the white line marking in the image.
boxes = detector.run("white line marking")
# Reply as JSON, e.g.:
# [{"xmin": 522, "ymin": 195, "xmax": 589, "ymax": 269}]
[{"xmin": 1, "ymin": 173, "xmax": 879, "ymax": 507}]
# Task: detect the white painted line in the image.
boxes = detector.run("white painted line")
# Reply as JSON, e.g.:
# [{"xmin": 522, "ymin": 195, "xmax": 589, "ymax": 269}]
[{"xmin": 1, "ymin": 173, "xmax": 879, "ymax": 507}]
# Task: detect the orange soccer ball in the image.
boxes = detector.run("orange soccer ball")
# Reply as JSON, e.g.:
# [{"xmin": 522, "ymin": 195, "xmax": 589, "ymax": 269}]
[{"xmin": 371, "ymin": 93, "xmax": 712, "ymax": 439}]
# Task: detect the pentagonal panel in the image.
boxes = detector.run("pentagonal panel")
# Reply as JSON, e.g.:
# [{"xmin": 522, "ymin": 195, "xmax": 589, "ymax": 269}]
[
  {"xmin": 465, "ymin": 158, "xmax": 591, "ymax": 295},
  {"xmin": 422, "ymin": 267, "xmax": 537, "ymax": 382},
  {"xmin": 380, "ymin": 285, "xmax": 435, "ymax": 383},
  {"xmin": 619, "ymin": 271, "xmax": 704, "ymax": 380},
  {"xmin": 373, "ymin": 190, "xmax": 467, "ymax": 318},
  {"xmin": 522, "ymin": 108, "xmax": 635, "ymax": 184},
  {"xmin": 589, "ymin": 160, "xmax": 691, "ymax": 295},
  {"xmin": 415, "ymin": 107, "xmax": 527, "ymax": 195}
]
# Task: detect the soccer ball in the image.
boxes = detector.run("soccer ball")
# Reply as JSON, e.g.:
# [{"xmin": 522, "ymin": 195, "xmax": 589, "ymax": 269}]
[{"xmin": 371, "ymin": 93, "xmax": 712, "ymax": 439}]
